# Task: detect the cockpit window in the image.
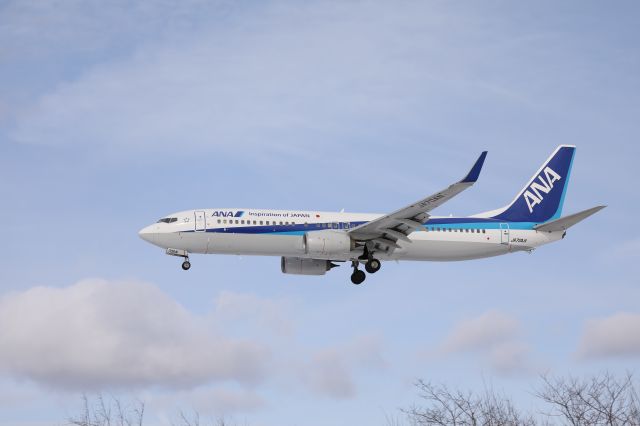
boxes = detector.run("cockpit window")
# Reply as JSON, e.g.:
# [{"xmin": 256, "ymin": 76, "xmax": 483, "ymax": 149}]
[{"xmin": 157, "ymin": 217, "xmax": 178, "ymax": 223}]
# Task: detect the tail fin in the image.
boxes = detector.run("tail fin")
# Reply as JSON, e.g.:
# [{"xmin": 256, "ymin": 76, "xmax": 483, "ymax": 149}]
[{"xmin": 480, "ymin": 145, "xmax": 576, "ymax": 223}]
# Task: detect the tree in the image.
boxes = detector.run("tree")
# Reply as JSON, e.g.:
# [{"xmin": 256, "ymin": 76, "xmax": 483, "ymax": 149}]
[
  {"xmin": 535, "ymin": 372, "xmax": 640, "ymax": 426},
  {"xmin": 404, "ymin": 379, "xmax": 536, "ymax": 426},
  {"xmin": 173, "ymin": 410, "xmax": 237, "ymax": 426},
  {"xmin": 404, "ymin": 372, "xmax": 639, "ymax": 426},
  {"xmin": 67, "ymin": 395, "xmax": 241, "ymax": 426},
  {"xmin": 67, "ymin": 394, "xmax": 144, "ymax": 426}
]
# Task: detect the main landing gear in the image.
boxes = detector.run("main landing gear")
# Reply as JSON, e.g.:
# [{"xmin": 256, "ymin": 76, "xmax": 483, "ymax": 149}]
[
  {"xmin": 365, "ymin": 258, "xmax": 381, "ymax": 274},
  {"xmin": 350, "ymin": 257, "xmax": 382, "ymax": 285},
  {"xmin": 350, "ymin": 261, "xmax": 366, "ymax": 285}
]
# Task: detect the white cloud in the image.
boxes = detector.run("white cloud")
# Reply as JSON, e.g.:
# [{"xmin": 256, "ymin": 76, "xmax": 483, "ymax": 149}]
[
  {"xmin": 0, "ymin": 279, "xmax": 270, "ymax": 390},
  {"xmin": 213, "ymin": 290, "xmax": 294, "ymax": 336},
  {"xmin": 0, "ymin": 279, "xmax": 386, "ymax": 401},
  {"xmin": 0, "ymin": 0, "xmax": 235, "ymax": 59},
  {"xmin": 148, "ymin": 387, "xmax": 265, "ymax": 417},
  {"xmin": 303, "ymin": 349, "xmax": 355, "ymax": 399},
  {"xmin": 301, "ymin": 335, "xmax": 387, "ymax": 399},
  {"xmin": 439, "ymin": 311, "xmax": 532, "ymax": 376},
  {"xmin": 7, "ymin": 1, "xmax": 527, "ymax": 164},
  {"xmin": 578, "ymin": 312, "xmax": 640, "ymax": 359},
  {"xmin": 488, "ymin": 342, "xmax": 533, "ymax": 375},
  {"xmin": 441, "ymin": 310, "xmax": 520, "ymax": 353}
]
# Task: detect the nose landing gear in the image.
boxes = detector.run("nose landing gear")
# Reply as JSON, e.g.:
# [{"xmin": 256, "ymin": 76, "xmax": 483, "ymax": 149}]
[{"xmin": 165, "ymin": 248, "xmax": 191, "ymax": 271}]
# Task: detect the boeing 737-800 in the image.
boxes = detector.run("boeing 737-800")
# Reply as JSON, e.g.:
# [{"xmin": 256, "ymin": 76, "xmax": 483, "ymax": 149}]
[{"xmin": 139, "ymin": 145, "xmax": 604, "ymax": 284}]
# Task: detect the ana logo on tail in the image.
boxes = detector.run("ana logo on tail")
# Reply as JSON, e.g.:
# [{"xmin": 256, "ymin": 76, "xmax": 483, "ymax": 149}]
[{"xmin": 523, "ymin": 167, "xmax": 562, "ymax": 213}]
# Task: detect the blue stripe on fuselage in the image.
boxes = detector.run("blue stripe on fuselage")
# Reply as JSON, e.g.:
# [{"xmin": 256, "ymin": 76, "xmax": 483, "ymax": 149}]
[{"xmin": 187, "ymin": 217, "xmax": 538, "ymax": 235}]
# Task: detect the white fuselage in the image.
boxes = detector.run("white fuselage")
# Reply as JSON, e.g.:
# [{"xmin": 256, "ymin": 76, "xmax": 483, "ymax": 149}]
[{"xmin": 138, "ymin": 208, "xmax": 563, "ymax": 262}]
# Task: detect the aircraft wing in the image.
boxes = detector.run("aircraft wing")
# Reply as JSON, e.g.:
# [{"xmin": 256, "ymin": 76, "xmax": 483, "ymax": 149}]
[{"xmin": 348, "ymin": 151, "xmax": 487, "ymax": 252}]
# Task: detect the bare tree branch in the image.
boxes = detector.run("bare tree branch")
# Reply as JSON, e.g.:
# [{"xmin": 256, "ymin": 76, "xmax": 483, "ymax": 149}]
[
  {"xmin": 405, "ymin": 372, "xmax": 639, "ymax": 426},
  {"xmin": 67, "ymin": 394, "xmax": 145, "ymax": 426}
]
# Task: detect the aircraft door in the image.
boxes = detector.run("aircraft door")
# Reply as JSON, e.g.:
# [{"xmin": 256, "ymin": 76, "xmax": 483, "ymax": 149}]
[
  {"xmin": 500, "ymin": 223, "xmax": 510, "ymax": 244},
  {"xmin": 194, "ymin": 210, "xmax": 207, "ymax": 232}
]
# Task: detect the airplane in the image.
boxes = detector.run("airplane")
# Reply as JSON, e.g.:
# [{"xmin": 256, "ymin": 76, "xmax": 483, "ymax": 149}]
[{"xmin": 139, "ymin": 145, "xmax": 605, "ymax": 284}]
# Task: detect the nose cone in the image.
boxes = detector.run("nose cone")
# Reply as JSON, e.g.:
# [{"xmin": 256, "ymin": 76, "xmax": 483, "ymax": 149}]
[{"xmin": 138, "ymin": 225, "xmax": 157, "ymax": 244}]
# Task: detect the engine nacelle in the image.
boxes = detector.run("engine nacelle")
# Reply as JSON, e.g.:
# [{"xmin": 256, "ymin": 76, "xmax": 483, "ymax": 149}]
[
  {"xmin": 303, "ymin": 230, "xmax": 353, "ymax": 259},
  {"xmin": 281, "ymin": 257, "xmax": 335, "ymax": 275}
]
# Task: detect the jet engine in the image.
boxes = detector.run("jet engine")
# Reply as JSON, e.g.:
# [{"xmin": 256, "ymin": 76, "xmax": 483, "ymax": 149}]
[
  {"xmin": 281, "ymin": 257, "xmax": 337, "ymax": 275},
  {"xmin": 303, "ymin": 230, "xmax": 353, "ymax": 259}
]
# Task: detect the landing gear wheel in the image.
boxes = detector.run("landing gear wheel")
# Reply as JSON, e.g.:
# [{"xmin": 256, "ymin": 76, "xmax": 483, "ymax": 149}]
[
  {"xmin": 350, "ymin": 269, "xmax": 366, "ymax": 285},
  {"xmin": 365, "ymin": 258, "xmax": 381, "ymax": 274},
  {"xmin": 181, "ymin": 260, "xmax": 191, "ymax": 271}
]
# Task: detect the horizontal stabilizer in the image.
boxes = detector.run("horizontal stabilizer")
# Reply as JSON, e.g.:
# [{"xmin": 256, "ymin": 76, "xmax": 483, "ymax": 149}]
[{"xmin": 534, "ymin": 206, "xmax": 606, "ymax": 232}]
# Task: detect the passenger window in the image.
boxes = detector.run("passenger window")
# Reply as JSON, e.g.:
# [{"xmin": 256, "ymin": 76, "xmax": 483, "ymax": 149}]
[
  {"xmin": 482, "ymin": 229, "xmax": 486, "ymax": 233},
  {"xmin": 235, "ymin": 220, "xmax": 239, "ymax": 224},
  {"xmin": 217, "ymin": 219, "xmax": 221, "ymax": 224},
  {"xmin": 260, "ymin": 221, "xmax": 263, "ymax": 225},
  {"xmin": 223, "ymin": 220, "xmax": 227, "ymax": 224},
  {"xmin": 279, "ymin": 221, "xmax": 283, "ymax": 225}
]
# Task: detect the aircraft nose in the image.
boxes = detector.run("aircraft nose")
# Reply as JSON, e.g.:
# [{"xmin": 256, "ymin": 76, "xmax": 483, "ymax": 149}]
[{"xmin": 138, "ymin": 225, "xmax": 157, "ymax": 244}]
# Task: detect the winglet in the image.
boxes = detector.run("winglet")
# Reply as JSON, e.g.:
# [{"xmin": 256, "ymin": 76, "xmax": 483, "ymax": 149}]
[{"xmin": 461, "ymin": 151, "xmax": 488, "ymax": 183}]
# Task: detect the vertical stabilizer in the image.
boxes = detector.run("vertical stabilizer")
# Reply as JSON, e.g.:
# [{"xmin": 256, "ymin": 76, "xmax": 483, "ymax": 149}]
[{"xmin": 479, "ymin": 145, "xmax": 576, "ymax": 223}]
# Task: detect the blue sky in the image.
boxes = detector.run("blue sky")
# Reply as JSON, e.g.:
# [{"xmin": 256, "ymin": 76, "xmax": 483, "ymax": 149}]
[{"xmin": 1, "ymin": 1, "xmax": 639, "ymax": 425}]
